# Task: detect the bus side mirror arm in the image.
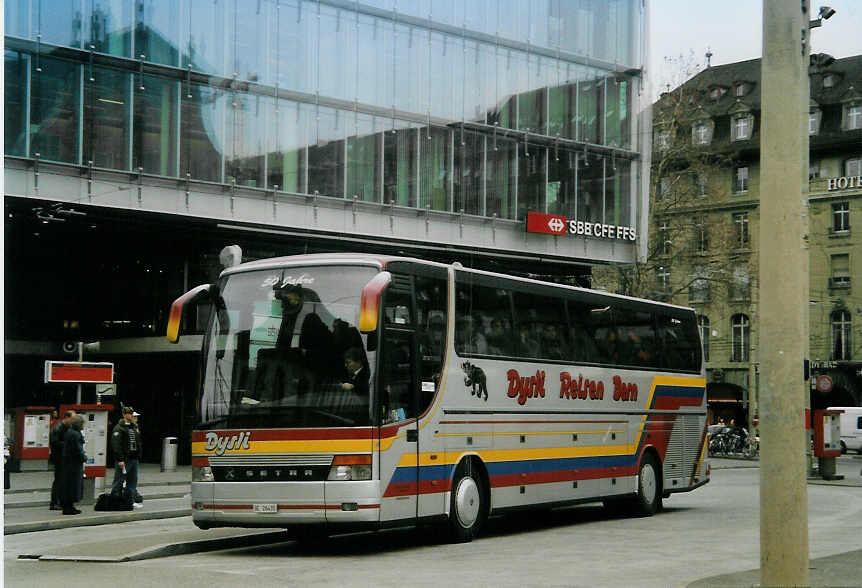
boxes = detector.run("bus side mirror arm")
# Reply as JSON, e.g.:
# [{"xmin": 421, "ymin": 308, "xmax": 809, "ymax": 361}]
[{"xmin": 166, "ymin": 284, "xmax": 214, "ymax": 343}]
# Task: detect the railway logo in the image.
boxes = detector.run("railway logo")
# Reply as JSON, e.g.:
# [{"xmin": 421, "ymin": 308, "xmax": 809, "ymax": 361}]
[{"xmin": 547, "ymin": 217, "xmax": 566, "ymax": 233}]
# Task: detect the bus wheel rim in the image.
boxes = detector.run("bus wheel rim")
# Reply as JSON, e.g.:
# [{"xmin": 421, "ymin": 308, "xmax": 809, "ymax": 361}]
[
  {"xmin": 455, "ymin": 476, "xmax": 480, "ymax": 528},
  {"xmin": 641, "ymin": 463, "xmax": 657, "ymax": 503}
]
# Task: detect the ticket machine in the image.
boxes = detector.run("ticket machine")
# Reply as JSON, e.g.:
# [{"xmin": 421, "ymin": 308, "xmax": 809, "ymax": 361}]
[
  {"xmin": 813, "ymin": 408, "xmax": 843, "ymax": 480},
  {"xmin": 13, "ymin": 406, "xmax": 54, "ymax": 471},
  {"xmin": 59, "ymin": 404, "xmax": 113, "ymax": 494}
]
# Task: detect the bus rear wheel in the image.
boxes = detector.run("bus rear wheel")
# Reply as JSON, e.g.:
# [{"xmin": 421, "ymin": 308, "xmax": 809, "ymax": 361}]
[
  {"xmin": 448, "ymin": 461, "xmax": 486, "ymax": 543},
  {"xmin": 631, "ymin": 453, "xmax": 662, "ymax": 516}
]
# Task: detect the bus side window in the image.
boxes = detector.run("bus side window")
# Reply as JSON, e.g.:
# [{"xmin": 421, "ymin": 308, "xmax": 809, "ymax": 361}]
[
  {"xmin": 415, "ymin": 275, "xmax": 448, "ymax": 404},
  {"xmin": 381, "ymin": 329, "xmax": 414, "ymax": 422}
]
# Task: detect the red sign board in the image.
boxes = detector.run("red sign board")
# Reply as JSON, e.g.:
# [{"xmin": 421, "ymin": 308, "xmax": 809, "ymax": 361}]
[
  {"xmin": 526, "ymin": 211, "xmax": 568, "ymax": 235},
  {"xmin": 45, "ymin": 361, "xmax": 114, "ymax": 384}
]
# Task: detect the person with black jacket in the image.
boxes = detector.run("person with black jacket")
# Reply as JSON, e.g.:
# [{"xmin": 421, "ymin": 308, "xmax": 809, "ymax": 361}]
[
  {"xmin": 111, "ymin": 406, "xmax": 143, "ymax": 505},
  {"xmin": 49, "ymin": 410, "xmax": 75, "ymax": 510},
  {"xmin": 60, "ymin": 415, "xmax": 86, "ymax": 515}
]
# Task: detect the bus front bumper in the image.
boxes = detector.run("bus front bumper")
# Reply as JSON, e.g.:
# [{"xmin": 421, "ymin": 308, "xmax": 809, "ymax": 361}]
[{"xmin": 191, "ymin": 481, "xmax": 381, "ymax": 528}]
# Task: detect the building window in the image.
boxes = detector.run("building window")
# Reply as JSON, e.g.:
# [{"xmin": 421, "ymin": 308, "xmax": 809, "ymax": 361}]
[
  {"xmin": 656, "ymin": 129, "xmax": 670, "ymax": 150},
  {"xmin": 832, "ymin": 202, "xmax": 850, "ymax": 232},
  {"xmin": 731, "ymin": 115, "xmax": 753, "ymax": 141},
  {"xmin": 692, "ymin": 121, "xmax": 712, "ymax": 145},
  {"xmin": 697, "ymin": 315, "xmax": 710, "ymax": 362},
  {"xmin": 731, "ymin": 314, "xmax": 750, "ymax": 362},
  {"xmin": 830, "ymin": 254, "xmax": 850, "ymax": 288},
  {"xmin": 693, "ymin": 215, "xmax": 708, "ymax": 253},
  {"xmin": 731, "ymin": 265, "xmax": 750, "ymax": 300},
  {"xmin": 734, "ymin": 166, "xmax": 749, "ymax": 193},
  {"xmin": 658, "ymin": 177, "xmax": 670, "ymax": 201},
  {"xmin": 656, "ymin": 266, "xmax": 670, "ymax": 293},
  {"xmin": 831, "ymin": 310, "xmax": 851, "ymax": 360},
  {"xmin": 735, "ymin": 83, "xmax": 748, "ymax": 97},
  {"xmin": 733, "ymin": 212, "xmax": 749, "ymax": 247},
  {"xmin": 809, "ymin": 161, "xmax": 821, "ymax": 180},
  {"xmin": 846, "ymin": 158, "xmax": 862, "ymax": 177},
  {"xmin": 844, "ymin": 103, "xmax": 862, "ymax": 131},
  {"xmin": 709, "ymin": 87, "xmax": 726, "ymax": 100},
  {"xmin": 809, "ymin": 110, "xmax": 821, "ymax": 135},
  {"xmin": 658, "ymin": 221, "xmax": 671, "ymax": 256},
  {"xmin": 689, "ymin": 266, "xmax": 709, "ymax": 303},
  {"xmin": 695, "ymin": 173, "xmax": 708, "ymax": 197},
  {"xmin": 823, "ymin": 73, "xmax": 840, "ymax": 88}
]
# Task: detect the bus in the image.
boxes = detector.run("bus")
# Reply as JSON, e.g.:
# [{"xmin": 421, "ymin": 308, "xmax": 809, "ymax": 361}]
[{"xmin": 167, "ymin": 253, "xmax": 709, "ymax": 542}]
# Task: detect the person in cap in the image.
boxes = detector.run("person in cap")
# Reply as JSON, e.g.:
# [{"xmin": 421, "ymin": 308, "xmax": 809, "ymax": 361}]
[{"xmin": 111, "ymin": 406, "xmax": 143, "ymax": 505}]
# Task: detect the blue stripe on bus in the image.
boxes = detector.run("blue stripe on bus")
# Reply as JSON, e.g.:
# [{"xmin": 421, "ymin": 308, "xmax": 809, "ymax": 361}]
[{"xmin": 653, "ymin": 385, "xmax": 705, "ymax": 398}]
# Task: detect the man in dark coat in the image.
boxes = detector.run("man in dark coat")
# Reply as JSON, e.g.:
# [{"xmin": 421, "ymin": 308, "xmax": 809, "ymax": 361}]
[
  {"xmin": 49, "ymin": 410, "xmax": 75, "ymax": 510},
  {"xmin": 111, "ymin": 406, "xmax": 142, "ymax": 504},
  {"xmin": 60, "ymin": 415, "xmax": 86, "ymax": 515},
  {"xmin": 340, "ymin": 347, "xmax": 369, "ymax": 397}
]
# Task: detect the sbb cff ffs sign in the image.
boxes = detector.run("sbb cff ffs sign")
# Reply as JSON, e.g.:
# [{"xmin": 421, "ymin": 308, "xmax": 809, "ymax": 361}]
[
  {"xmin": 44, "ymin": 361, "xmax": 114, "ymax": 384},
  {"xmin": 525, "ymin": 211, "xmax": 636, "ymax": 241}
]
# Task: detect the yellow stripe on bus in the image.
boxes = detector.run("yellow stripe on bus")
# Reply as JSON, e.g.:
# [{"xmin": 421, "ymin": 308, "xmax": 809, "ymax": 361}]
[{"xmin": 397, "ymin": 444, "xmax": 637, "ymax": 468}]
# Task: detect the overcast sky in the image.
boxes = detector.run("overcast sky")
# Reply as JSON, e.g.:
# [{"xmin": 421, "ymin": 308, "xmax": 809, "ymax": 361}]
[{"xmin": 649, "ymin": 0, "xmax": 862, "ymax": 97}]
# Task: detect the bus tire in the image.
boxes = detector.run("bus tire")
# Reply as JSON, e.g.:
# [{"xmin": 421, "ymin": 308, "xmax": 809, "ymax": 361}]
[
  {"xmin": 632, "ymin": 452, "xmax": 662, "ymax": 517},
  {"xmin": 448, "ymin": 460, "xmax": 486, "ymax": 543}
]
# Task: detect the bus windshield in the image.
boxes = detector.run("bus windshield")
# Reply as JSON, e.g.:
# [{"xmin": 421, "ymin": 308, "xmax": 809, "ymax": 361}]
[{"xmin": 198, "ymin": 265, "xmax": 378, "ymax": 429}]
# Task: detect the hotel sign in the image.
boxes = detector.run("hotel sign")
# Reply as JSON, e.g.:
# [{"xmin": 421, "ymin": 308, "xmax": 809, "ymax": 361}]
[
  {"xmin": 827, "ymin": 176, "xmax": 862, "ymax": 191},
  {"xmin": 526, "ymin": 211, "xmax": 636, "ymax": 241}
]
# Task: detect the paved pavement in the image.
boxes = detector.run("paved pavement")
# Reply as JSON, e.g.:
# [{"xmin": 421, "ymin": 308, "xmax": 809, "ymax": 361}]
[{"xmin": 4, "ymin": 455, "xmax": 862, "ymax": 586}]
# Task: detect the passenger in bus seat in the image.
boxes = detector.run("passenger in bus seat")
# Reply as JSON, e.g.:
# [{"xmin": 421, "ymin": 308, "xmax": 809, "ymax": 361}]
[
  {"xmin": 456, "ymin": 317, "xmax": 488, "ymax": 354},
  {"xmin": 539, "ymin": 323, "xmax": 566, "ymax": 360},
  {"xmin": 485, "ymin": 318, "xmax": 510, "ymax": 356},
  {"xmin": 340, "ymin": 347, "xmax": 369, "ymax": 396},
  {"xmin": 517, "ymin": 323, "xmax": 541, "ymax": 358}
]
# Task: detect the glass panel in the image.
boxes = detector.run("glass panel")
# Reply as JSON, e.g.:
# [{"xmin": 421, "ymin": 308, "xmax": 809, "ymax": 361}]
[
  {"xmin": 181, "ymin": 82, "xmax": 225, "ymax": 182},
  {"xmin": 346, "ymin": 113, "xmax": 381, "ymax": 203},
  {"xmin": 31, "ymin": 57, "xmax": 80, "ymax": 164},
  {"xmin": 133, "ymin": 74, "xmax": 178, "ymax": 176},
  {"xmin": 419, "ymin": 126, "xmax": 451, "ymax": 212},
  {"xmin": 513, "ymin": 290, "xmax": 568, "ymax": 361},
  {"xmin": 227, "ymin": 0, "xmax": 268, "ymax": 82},
  {"xmin": 267, "ymin": 99, "xmax": 307, "ymax": 193},
  {"xmin": 86, "ymin": 0, "xmax": 132, "ymax": 57},
  {"xmin": 5, "ymin": 51, "xmax": 28, "ymax": 157},
  {"xmin": 429, "ymin": 32, "xmax": 454, "ymax": 120},
  {"xmin": 5, "ymin": 0, "xmax": 31, "ymax": 38},
  {"xmin": 605, "ymin": 77, "xmax": 630, "ymax": 148},
  {"xmin": 136, "ymin": 0, "xmax": 180, "ymax": 66},
  {"xmin": 455, "ymin": 276, "xmax": 513, "ymax": 357},
  {"xmin": 269, "ymin": 0, "xmax": 315, "ymax": 94},
  {"xmin": 35, "ymin": 0, "xmax": 83, "ymax": 48},
  {"xmin": 495, "ymin": 48, "xmax": 518, "ymax": 131},
  {"xmin": 464, "ymin": 40, "xmax": 484, "ymax": 123},
  {"xmin": 357, "ymin": 15, "xmax": 391, "ymax": 109},
  {"xmin": 317, "ymin": 5, "xmax": 357, "ymax": 103},
  {"xmin": 454, "ymin": 129, "xmax": 482, "ymax": 215},
  {"xmin": 182, "ymin": 0, "xmax": 227, "ymax": 75},
  {"xmin": 307, "ymin": 106, "xmax": 345, "ymax": 198},
  {"xmin": 605, "ymin": 159, "xmax": 631, "ymax": 226},
  {"xmin": 226, "ymin": 92, "xmax": 268, "ymax": 188},
  {"xmin": 486, "ymin": 135, "xmax": 516, "ymax": 220},
  {"xmin": 547, "ymin": 149, "xmax": 576, "ymax": 218},
  {"xmin": 478, "ymin": 42, "xmax": 496, "ymax": 125},
  {"xmin": 578, "ymin": 73, "xmax": 602, "ymax": 144},
  {"xmin": 85, "ymin": 66, "xmax": 130, "ymax": 169},
  {"xmin": 576, "ymin": 153, "xmax": 603, "ymax": 223},
  {"xmin": 517, "ymin": 144, "xmax": 544, "ymax": 219},
  {"xmin": 383, "ymin": 125, "xmax": 417, "ymax": 207}
]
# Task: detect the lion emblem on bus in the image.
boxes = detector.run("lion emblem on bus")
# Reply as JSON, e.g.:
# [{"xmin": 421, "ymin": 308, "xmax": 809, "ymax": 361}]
[{"xmin": 462, "ymin": 362, "xmax": 488, "ymax": 402}]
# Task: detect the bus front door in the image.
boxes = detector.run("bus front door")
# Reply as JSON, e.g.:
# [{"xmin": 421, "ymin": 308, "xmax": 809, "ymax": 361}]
[{"xmin": 378, "ymin": 328, "xmax": 420, "ymax": 524}]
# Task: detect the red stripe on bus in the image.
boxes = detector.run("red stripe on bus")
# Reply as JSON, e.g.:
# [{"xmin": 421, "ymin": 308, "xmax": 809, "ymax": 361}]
[
  {"xmin": 202, "ymin": 503, "xmax": 380, "ymax": 511},
  {"xmin": 489, "ymin": 466, "xmax": 637, "ymax": 488}
]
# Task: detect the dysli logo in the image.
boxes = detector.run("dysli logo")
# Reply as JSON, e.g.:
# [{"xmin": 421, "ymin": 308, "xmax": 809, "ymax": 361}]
[{"xmin": 204, "ymin": 431, "xmax": 252, "ymax": 456}]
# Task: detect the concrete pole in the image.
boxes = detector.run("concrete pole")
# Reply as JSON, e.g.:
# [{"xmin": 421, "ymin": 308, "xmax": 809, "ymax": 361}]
[{"xmin": 759, "ymin": 2, "xmax": 810, "ymax": 585}]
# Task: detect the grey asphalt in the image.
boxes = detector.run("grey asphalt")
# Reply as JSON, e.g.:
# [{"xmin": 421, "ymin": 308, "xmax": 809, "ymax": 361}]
[{"xmin": 4, "ymin": 455, "xmax": 862, "ymax": 586}]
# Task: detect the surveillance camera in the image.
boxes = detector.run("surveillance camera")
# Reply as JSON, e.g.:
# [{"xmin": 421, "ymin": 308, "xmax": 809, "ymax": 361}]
[{"xmin": 819, "ymin": 6, "xmax": 835, "ymax": 19}]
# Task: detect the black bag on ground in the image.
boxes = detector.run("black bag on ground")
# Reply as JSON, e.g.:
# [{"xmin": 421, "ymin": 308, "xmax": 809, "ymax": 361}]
[{"xmin": 94, "ymin": 487, "xmax": 134, "ymax": 511}]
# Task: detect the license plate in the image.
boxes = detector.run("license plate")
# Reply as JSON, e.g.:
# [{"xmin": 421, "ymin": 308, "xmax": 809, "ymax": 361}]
[{"xmin": 253, "ymin": 503, "xmax": 277, "ymax": 513}]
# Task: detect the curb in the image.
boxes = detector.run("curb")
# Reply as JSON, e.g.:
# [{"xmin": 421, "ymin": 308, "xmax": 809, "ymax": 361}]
[
  {"xmin": 21, "ymin": 530, "xmax": 290, "ymax": 562},
  {"xmin": 4, "ymin": 492, "xmax": 189, "ymax": 510},
  {"xmin": 4, "ymin": 508, "xmax": 190, "ymax": 535}
]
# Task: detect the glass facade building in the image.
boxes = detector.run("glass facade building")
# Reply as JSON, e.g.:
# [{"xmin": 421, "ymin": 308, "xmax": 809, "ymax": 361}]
[{"xmin": 6, "ymin": 0, "xmax": 646, "ymax": 225}]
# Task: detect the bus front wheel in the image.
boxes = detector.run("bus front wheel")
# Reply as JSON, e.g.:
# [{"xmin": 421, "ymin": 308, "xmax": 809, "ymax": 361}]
[
  {"xmin": 448, "ymin": 461, "xmax": 486, "ymax": 543},
  {"xmin": 632, "ymin": 453, "xmax": 662, "ymax": 516}
]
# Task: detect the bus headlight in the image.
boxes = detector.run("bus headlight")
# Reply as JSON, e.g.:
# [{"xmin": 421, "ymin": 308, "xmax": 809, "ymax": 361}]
[
  {"xmin": 328, "ymin": 455, "xmax": 372, "ymax": 481},
  {"xmin": 193, "ymin": 466, "xmax": 214, "ymax": 482}
]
